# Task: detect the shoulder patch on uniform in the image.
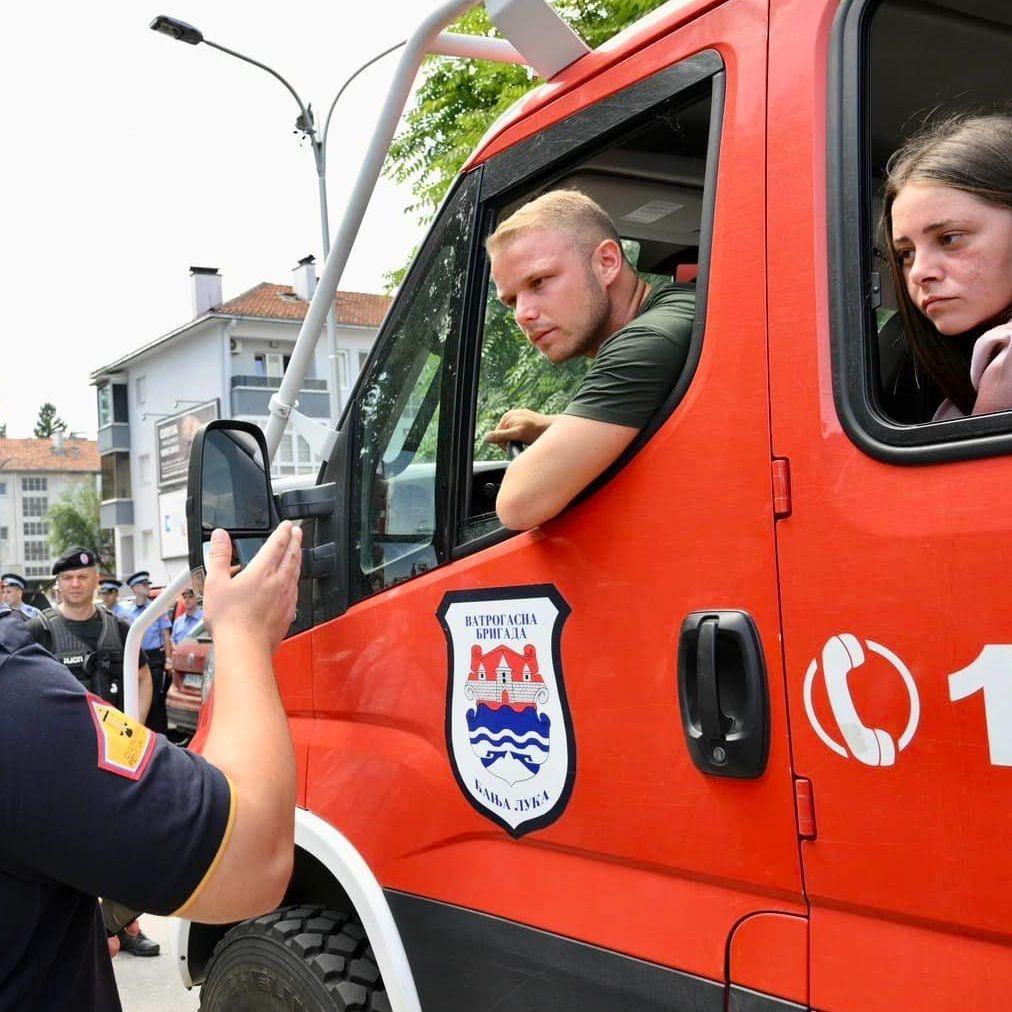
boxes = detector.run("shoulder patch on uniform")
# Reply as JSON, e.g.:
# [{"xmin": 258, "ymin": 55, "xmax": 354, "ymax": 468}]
[{"xmin": 86, "ymin": 694, "xmax": 155, "ymax": 780}]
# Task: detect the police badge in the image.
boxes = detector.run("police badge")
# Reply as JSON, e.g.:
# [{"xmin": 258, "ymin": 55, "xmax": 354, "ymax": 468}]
[{"xmin": 438, "ymin": 585, "xmax": 574, "ymax": 837}]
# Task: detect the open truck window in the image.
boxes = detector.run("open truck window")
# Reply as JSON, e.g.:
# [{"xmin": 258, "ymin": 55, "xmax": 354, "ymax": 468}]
[
  {"xmin": 458, "ymin": 64, "xmax": 719, "ymax": 544},
  {"xmin": 348, "ymin": 172, "xmax": 479, "ymax": 602},
  {"xmin": 832, "ymin": 0, "xmax": 1012, "ymax": 461}
]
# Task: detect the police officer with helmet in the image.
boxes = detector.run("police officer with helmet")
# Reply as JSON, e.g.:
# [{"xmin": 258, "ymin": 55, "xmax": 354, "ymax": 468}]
[
  {"xmin": 1, "ymin": 522, "xmax": 303, "ymax": 1009},
  {"xmin": 1, "ymin": 573, "xmax": 42, "ymax": 621}
]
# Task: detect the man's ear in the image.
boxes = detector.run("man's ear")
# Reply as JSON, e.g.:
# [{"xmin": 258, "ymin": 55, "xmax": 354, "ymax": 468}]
[{"xmin": 592, "ymin": 238, "xmax": 625, "ymax": 287}]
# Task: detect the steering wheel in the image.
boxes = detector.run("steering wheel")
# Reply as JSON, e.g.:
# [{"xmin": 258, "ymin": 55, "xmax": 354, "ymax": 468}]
[{"xmin": 506, "ymin": 440, "xmax": 526, "ymax": 460}]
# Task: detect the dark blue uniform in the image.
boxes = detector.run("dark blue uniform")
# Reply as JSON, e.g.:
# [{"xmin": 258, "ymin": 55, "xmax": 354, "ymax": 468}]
[{"xmin": 0, "ymin": 612, "xmax": 234, "ymax": 1011}]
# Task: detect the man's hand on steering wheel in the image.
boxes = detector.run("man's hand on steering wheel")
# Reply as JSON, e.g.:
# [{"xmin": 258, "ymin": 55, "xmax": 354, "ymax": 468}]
[{"xmin": 484, "ymin": 409, "xmax": 556, "ymax": 457}]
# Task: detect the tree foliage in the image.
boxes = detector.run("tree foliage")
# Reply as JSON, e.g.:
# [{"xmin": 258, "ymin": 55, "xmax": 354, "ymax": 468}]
[
  {"xmin": 34, "ymin": 402, "xmax": 67, "ymax": 439},
  {"xmin": 49, "ymin": 482, "xmax": 113, "ymax": 570},
  {"xmin": 385, "ymin": 1, "xmax": 669, "ymax": 221}
]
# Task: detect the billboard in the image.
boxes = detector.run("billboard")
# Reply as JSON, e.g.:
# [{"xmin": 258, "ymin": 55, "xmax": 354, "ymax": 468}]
[
  {"xmin": 157, "ymin": 400, "xmax": 218, "ymax": 491},
  {"xmin": 159, "ymin": 487, "xmax": 188, "ymax": 560}
]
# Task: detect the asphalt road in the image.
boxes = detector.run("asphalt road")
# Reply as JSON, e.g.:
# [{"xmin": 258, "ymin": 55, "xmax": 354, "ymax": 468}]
[{"xmin": 113, "ymin": 915, "xmax": 200, "ymax": 1012}]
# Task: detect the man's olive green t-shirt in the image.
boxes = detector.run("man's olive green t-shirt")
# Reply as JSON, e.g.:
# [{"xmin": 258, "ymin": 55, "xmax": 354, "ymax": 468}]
[{"xmin": 563, "ymin": 283, "xmax": 695, "ymax": 429}]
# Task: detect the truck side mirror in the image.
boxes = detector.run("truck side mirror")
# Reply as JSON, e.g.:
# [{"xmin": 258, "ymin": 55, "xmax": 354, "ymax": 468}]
[{"xmin": 186, "ymin": 420, "xmax": 278, "ymax": 593}]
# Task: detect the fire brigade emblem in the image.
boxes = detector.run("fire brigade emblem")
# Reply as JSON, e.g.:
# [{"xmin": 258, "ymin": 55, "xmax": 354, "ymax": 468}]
[{"xmin": 438, "ymin": 586, "xmax": 574, "ymax": 837}]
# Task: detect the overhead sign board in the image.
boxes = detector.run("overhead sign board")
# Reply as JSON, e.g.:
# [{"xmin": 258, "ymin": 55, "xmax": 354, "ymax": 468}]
[{"xmin": 157, "ymin": 399, "xmax": 219, "ymax": 491}]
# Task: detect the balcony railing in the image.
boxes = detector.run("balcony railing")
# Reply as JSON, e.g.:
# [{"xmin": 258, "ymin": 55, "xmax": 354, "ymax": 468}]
[{"xmin": 230, "ymin": 375, "xmax": 327, "ymax": 391}]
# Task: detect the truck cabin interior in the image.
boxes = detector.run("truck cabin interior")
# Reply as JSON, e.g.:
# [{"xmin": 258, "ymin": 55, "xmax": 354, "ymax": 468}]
[{"xmin": 867, "ymin": 0, "xmax": 1012, "ymax": 423}]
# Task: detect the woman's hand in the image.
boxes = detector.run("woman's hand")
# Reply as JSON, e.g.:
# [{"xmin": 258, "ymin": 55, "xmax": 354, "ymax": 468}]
[
  {"xmin": 971, "ymin": 323, "xmax": 1012, "ymax": 416},
  {"xmin": 202, "ymin": 523, "xmax": 303, "ymax": 652}
]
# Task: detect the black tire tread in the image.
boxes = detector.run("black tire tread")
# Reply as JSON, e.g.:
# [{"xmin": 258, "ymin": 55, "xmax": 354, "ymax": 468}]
[{"xmin": 200, "ymin": 903, "xmax": 391, "ymax": 1011}]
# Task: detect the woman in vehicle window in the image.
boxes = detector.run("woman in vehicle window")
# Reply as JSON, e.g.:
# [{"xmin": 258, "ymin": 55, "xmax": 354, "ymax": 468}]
[{"xmin": 881, "ymin": 112, "xmax": 1012, "ymax": 421}]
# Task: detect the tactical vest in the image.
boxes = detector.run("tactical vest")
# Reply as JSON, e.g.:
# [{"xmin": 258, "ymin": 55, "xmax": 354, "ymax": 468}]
[{"xmin": 37, "ymin": 607, "xmax": 124, "ymax": 706}]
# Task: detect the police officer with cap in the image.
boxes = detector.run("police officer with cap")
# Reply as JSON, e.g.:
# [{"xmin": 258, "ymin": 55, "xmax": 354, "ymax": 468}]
[
  {"xmin": 1, "ymin": 573, "xmax": 42, "ymax": 621},
  {"xmin": 117, "ymin": 571, "xmax": 173, "ymax": 735},
  {"xmin": 0, "ymin": 522, "xmax": 302, "ymax": 1010},
  {"xmin": 98, "ymin": 577, "xmax": 123, "ymax": 616}
]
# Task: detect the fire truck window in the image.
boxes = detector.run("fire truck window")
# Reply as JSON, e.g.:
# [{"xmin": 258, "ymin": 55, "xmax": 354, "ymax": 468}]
[
  {"xmin": 862, "ymin": 0, "xmax": 1011, "ymax": 429},
  {"xmin": 349, "ymin": 173, "xmax": 478, "ymax": 601},
  {"xmin": 460, "ymin": 83, "xmax": 714, "ymax": 542}
]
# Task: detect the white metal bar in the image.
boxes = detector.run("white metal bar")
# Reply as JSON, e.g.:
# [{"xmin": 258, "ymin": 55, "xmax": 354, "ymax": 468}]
[
  {"xmin": 431, "ymin": 32, "xmax": 525, "ymax": 63},
  {"xmin": 263, "ymin": 0, "xmax": 480, "ymax": 461},
  {"xmin": 123, "ymin": 568, "xmax": 191, "ymax": 719}
]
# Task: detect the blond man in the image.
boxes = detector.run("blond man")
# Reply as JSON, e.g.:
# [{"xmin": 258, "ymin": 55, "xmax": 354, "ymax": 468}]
[{"xmin": 486, "ymin": 189, "xmax": 696, "ymax": 529}]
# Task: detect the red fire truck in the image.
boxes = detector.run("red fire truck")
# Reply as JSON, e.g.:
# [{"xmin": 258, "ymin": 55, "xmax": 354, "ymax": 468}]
[{"xmin": 163, "ymin": 0, "xmax": 1012, "ymax": 1008}]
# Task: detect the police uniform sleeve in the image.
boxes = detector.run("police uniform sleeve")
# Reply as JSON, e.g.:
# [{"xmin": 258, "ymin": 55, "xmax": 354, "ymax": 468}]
[{"xmin": 0, "ymin": 632, "xmax": 235, "ymax": 916}]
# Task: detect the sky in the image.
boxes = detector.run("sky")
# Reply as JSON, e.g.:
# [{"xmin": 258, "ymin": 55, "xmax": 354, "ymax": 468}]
[{"xmin": 0, "ymin": 1, "xmax": 436, "ymax": 438}]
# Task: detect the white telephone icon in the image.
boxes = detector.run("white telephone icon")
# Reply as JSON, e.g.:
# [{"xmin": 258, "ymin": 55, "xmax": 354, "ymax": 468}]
[
  {"xmin": 821, "ymin": 634, "xmax": 896, "ymax": 767},
  {"xmin": 804, "ymin": 634, "xmax": 920, "ymax": 767}
]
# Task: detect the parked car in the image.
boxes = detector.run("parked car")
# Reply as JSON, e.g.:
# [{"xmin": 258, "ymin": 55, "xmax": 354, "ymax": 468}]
[{"xmin": 165, "ymin": 633, "xmax": 210, "ymax": 740}]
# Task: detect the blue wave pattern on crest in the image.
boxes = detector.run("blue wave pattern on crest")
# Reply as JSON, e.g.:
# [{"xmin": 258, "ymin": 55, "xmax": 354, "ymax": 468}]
[{"xmin": 467, "ymin": 703, "xmax": 551, "ymax": 775}]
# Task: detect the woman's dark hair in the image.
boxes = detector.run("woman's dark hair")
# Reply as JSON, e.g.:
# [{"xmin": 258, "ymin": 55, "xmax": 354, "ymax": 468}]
[{"xmin": 880, "ymin": 112, "xmax": 1012, "ymax": 416}]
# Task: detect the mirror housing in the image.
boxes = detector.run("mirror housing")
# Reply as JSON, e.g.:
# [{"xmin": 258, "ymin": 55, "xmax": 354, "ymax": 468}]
[{"xmin": 186, "ymin": 420, "xmax": 279, "ymax": 593}]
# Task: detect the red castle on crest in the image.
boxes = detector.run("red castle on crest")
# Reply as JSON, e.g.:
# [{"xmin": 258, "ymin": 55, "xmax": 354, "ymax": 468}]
[{"xmin": 465, "ymin": 644, "xmax": 549, "ymax": 712}]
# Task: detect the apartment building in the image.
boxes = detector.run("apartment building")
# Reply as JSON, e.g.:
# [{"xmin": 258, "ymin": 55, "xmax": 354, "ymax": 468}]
[
  {"xmin": 90, "ymin": 258, "xmax": 390, "ymax": 583},
  {"xmin": 0, "ymin": 435, "xmax": 100, "ymax": 584}
]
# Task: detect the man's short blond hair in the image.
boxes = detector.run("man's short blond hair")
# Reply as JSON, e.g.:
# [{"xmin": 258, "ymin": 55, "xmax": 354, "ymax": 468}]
[{"xmin": 486, "ymin": 189, "xmax": 621, "ymax": 259}]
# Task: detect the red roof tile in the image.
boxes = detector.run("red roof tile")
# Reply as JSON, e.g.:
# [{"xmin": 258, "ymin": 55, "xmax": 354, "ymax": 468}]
[
  {"xmin": 217, "ymin": 284, "xmax": 391, "ymax": 327},
  {"xmin": 0, "ymin": 438, "xmax": 100, "ymax": 474}
]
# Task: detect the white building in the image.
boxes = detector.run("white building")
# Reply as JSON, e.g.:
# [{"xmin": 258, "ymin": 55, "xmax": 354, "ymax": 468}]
[
  {"xmin": 91, "ymin": 259, "xmax": 390, "ymax": 584},
  {"xmin": 0, "ymin": 435, "xmax": 100, "ymax": 585}
]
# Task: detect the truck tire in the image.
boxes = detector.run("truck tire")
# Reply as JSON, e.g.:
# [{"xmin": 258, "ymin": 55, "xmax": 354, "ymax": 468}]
[{"xmin": 199, "ymin": 904, "xmax": 391, "ymax": 1012}]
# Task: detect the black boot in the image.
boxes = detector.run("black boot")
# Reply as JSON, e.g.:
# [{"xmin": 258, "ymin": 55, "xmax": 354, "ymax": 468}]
[{"xmin": 117, "ymin": 927, "xmax": 160, "ymax": 957}]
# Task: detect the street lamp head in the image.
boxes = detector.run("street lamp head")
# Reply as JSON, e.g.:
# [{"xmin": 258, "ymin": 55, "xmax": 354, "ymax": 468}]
[{"xmin": 149, "ymin": 15, "xmax": 203, "ymax": 45}]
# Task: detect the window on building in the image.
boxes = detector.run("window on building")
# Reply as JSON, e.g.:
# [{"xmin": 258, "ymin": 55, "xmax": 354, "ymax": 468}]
[
  {"xmin": 138, "ymin": 453, "xmax": 151, "ymax": 486},
  {"xmin": 24, "ymin": 541, "xmax": 49, "ymax": 561},
  {"xmin": 22, "ymin": 477, "xmax": 47, "ymax": 492},
  {"xmin": 135, "ymin": 376, "xmax": 147, "ymax": 405},
  {"xmin": 254, "ymin": 354, "xmax": 267, "ymax": 377},
  {"xmin": 101, "ymin": 453, "xmax": 132, "ymax": 501},
  {"xmin": 0, "ymin": 527, "xmax": 8, "ymax": 541},
  {"xmin": 26, "ymin": 565, "xmax": 50, "ymax": 578},
  {"xmin": 141, "ymin": 529, "xmax": 154, "ymax": 561},
  {"xmin": 23, "ymin": 521, "xmax": 48, "ymax": 537},
  {"xmin": 358, "ymin": 351, "xmax": 369, "ymax": 374},
  {"xmin": 22, "ymin": 497, "xmax": 48, "ymax": 518},
  {"xmin": 0, "ymin": 482, "xmax": 7, "ymax": 496}
]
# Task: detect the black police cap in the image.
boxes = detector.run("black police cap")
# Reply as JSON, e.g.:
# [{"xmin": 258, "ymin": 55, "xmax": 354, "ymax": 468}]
[
  {"xmin": 52, "ymin": 548, "xmax": 98, "ymax": 575},
  {"xmin": 99, "ymin": 577, "xmax": 122, "ymax": 593}
]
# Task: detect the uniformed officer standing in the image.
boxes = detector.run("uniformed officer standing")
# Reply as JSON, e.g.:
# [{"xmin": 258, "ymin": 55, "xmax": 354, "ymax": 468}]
[
  {"xmin": 1, "ymin": 573, "xmax": 42, "ymax": 621},
  {"xmin": 98, "ymin": 576, "xmax": 123, "ymax": 616},
  {"xmin": 26, "ymin": 552, "xmax": 153, "ymax": 720},
  {"xmin": 0, "ymin": 522, "xmax": 302, "ymax": 1011},
  {"xmin": 117, "ymin": 571, "xmax": 173, "ymax": 734},
  {"xmin": 171, "ymin": 587, "xmax": 204, "ymax": 644}
]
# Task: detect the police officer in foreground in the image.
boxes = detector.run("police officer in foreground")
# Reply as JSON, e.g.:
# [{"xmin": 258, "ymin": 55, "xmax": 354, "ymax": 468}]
[
  {"xmin": 0, "ymin": 522, "xmax": 302, "ymax": 1011},
  {"xmin": 26, "ymin": 549, "xmax": 161, "ymax": 958},
  {"xmin": 1, "ymin": 573, "xmax": 42, "ymax": 621},
  {"xmin": 117, "ymin": 571, "xmax": 173, "ymax": 734}
]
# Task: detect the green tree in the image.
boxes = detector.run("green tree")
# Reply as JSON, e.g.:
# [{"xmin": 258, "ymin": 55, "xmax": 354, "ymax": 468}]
[
  {"xmin": 34, "ymin": 402, "xmax": 67, "ymax": 439},
  {"xmin": 386, "ymin": 1, "xmax": 668, "ymax": 221},
  {"xmin": 49, "ymin": 483, "xmax": 113, "ymax": 570}
]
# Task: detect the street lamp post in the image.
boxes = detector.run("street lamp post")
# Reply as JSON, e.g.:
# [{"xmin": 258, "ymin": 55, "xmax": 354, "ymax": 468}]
[{"xmin": 150, "ymin": 16, "xmax": 403, "ymax": 429}]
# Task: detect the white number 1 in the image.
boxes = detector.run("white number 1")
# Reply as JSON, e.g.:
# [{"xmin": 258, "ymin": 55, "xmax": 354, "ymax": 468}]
[{"xmin": 949, "ymin": 646, "xmax": 1012, "ymax": 767}]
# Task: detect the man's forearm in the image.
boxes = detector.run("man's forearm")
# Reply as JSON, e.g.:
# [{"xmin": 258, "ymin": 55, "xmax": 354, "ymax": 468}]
[
  {"xmin": 138, "ymin": 666, "xmax": 152, "ymax": 724},
  {"xmin": 200, "ymin": 627, "xmax": 296, "ymax": 879}
]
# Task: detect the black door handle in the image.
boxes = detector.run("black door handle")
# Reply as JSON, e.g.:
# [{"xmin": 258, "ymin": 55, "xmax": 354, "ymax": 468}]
[{"xmin": 678, "ymin": 610, "xmax": 769, "ymax": 778}]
